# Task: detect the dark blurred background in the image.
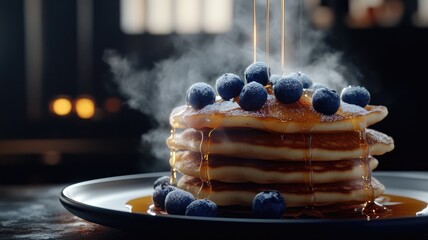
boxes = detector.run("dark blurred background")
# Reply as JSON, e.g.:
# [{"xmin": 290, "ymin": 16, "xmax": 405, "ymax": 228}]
[{"xmin": 0, "ymin": 0, "xmax": 427, "ymax": 185}]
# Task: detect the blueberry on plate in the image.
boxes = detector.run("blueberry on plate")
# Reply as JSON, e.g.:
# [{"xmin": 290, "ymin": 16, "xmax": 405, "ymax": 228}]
[
  {"xmin": 215, "ymin": 73, "xmax": 245, "ymax": 100},
  {"xmin": 252, "ymin": 190, "xmax": 286, "ymax": 219},
  {"xmin": 164, "ymin": 189, "xmax": 196, "ymax": 215},
  {"xmin": 238, "ymin": 82, "xmax": 268, "ymax": 111},
  {"xmin": 274, "ymin": 76, "xmax": 303, "ymax": 104},
  {"xmin": 185, "ymin": 199, "xmax": 217, "ymax": 217},
  {"xmin": 244, "ymin": 62, "xmax": 270, "ymax": 86},
  {"xmin": 186, "ymin": 82, "xmax": 216, "ymax": 109},
  {"xmin": 287, "ymin": 71, "xmax": 313, "ymax": 89},
  {"xmin": 340, "ymin": 85, "xmax": 370, "ymax": 108},
  {"xmin": 153, "ymin": 176, "xmax": 171, "ymax": 189},
  {"xmin": 152, "ymin": 184, "xmax": 177, "ymax": 210},
  {"xmin": 312, "ymin": 88, "xmax": 340, "ymax": 115}
]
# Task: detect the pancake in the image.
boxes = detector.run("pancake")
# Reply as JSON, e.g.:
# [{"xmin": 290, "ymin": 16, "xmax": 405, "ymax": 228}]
[
  {"xmin": 166, "ymin": 82, "xmax": 394, "ymax": 214},
  {"xmin": 167, "ymin": 128, "xmax": 394, "ymax": 161},
  {"xmin": 173, "ymin": 150, "xmax": 379, "ymax": 184},
  {"xmin": 178, "ymin": 175, "xmax": 385, "ymax": 207},
  {"xmin": 170, "ymin": 92, "xmax": 388, "ymax": 133}
]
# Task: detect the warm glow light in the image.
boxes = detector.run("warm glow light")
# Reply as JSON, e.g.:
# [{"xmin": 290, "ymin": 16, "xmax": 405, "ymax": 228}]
[
  {"xmin": 120, "ymin": 0, "xmax": 145, "ymax": 34},
  {"xmin": 203, "ymin": 0, "xmax": 233, "ymax": 33},
  {"xmin": 176, "ymin": 0, "xmax": 201, "ymax": 33},
  {"xmin": 119, "ymin": 0, "xmax": 233, "ymax": 35},
  {"xmin": 75, "ymin": 97, "xmax": 95, "ymax": 119},
  {"xmin": 51, "ymin": 97, "xmax": 72, "ymax": 116},
  {"xmin": 146, "ymin": 0, "xmax": 173, "ymax": 34},
  {"xmin": 254, "ymin": 0, "xmax": 257, "ymax": 63},
  {"xmin": 312, "ymin": 6, "xmax": 334, "ymax": 29},
  {"xmin": 349, "ymin": 0, "xmax": 383, "ymax": 19},
  {"xmin": 374, "ymin": 0, "xmax": 403, "ymax": 27},
  {"xmin": 304, "ymin": 0, "xmax": 321, "ymax": 9}
]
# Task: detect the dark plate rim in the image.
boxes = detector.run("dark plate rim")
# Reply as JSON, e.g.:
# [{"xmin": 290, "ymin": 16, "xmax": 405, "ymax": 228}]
[{"xmin": 58, "ymin": 171, "xmax": 428, "ymax": 230}]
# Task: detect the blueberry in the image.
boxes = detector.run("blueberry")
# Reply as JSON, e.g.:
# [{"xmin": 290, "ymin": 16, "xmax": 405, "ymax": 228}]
[
  {"xmin": 287, "ymin": 72, "xmax": 313, "ymax": 89},
  {"xmin": 252, "ymin": 190, "xmax": 286, "ymax": 219},
  {"xmin": 215, "ymin": 73, "xmax": 245, "ymax": 100},
  {"xmin": 153, "ymin": 176, "xmax": 171, "ymax": 189},
  {"xmin": 244, "ymin": 62, "xmax": 270, "ymax": 86},
  {"xmin": 340, "ymin": 86, "xmax": 370, "ymax": 108},
  {"xmin": 186, "ymin": 82, "xmax": 216, "ymax": 109},
  {"xmin": 185, "ymin": 199, "xmax": 217, "ymax": 217},
  {"xmin": 273, "ymin": 77, "xmax": 303, "ymax": 104},
  {"xmin": 152, "ymin": 184, "xmax": 177, "ymax": 210},
  {"xmin": 164, "ymin": 189, "xmax": 195, "ymax": 215},
  {"xmin": 238, "ymin": 82, "xmax": 268, "ymax": 111},
  {"xmin": 269, "ymin": 74, "xmax": 282, "ymax": 86},
  {"xmin": 312, "ymin": 88, "xmax": 340, "ymax": 115}
]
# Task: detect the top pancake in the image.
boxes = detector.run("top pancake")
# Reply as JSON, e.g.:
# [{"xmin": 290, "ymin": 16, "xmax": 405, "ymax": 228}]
[{"xmin": 170, "ymin": 91, "xmax": 388, "ymax": 133}]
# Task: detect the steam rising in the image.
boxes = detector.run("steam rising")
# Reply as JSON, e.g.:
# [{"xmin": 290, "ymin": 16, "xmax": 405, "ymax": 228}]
[{"xmin": 104, "ymin": 0, "xmax": 360, "ymax": 171}]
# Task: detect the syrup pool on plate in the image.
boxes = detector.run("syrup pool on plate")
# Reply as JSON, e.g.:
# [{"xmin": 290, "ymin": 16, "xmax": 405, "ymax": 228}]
[{"xmin": 125, "ymin": 194, "xmax": 428, "ymax": 220}]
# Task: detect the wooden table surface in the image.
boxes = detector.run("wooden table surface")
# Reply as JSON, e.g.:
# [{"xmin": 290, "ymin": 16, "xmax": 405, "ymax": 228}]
[{"xmin": 0, "ymin": 184, "xmax": 144, "ymax": 240}]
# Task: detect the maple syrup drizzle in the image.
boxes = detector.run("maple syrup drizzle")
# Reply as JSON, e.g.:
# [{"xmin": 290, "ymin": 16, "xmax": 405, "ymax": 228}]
[
  {"xmin": 305, "ymin": 134, "xmax": 315, "ymax": 204},
  {"xmin": 169, "ymin": 127, "xmax": 177, "ymax": 185},
  {"xmin": 197, "ymin": 129, "xmax": 215, "ymax": 199},
  {"xmin": 197, "ymin": 112, "xmax": 223, "ymax": 199},
  {"xmin": 169, "ymin": 105, "xmax": 191, "ymax": 186},
  {"xmin": 303, "ymin": 134, "xmax": 312, "ymax": 200},
  {"xmin": 253, "ymin": 0, "xmax": 257, "ymax": 63},
  {"xmin": 298, "ymin": 0, "xmax": 303, "ymax": 68},
  {"xmin": 281, "ymin": 0, "xmax": 285, "ymax": 74},
  {"xmin": 126, "ymin": 194, "xmax": 428, "ymax": 220},
  {"xmin": 351, "ymin": 117, "xmax": 390, "ymax": 219},
  {"xmin": 170, "ymin": 106, "xmax": 191, "ymax": 185},
  {"xmin": 297, "ymin": 133, "xmax": 323, "ymax": 218},
  {"xmin": 266, "ymin": 0, "xmax": 270, "ymax": 67}
]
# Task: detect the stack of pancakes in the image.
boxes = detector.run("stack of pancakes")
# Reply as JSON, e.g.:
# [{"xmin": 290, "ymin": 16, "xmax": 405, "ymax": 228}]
[{"xmin": 166, "ymin": 90, "xmax": 394, "ymax": 211}]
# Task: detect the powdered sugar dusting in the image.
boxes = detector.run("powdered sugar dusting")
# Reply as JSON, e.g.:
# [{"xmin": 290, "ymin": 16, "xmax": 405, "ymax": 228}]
[
  {"xmin": 321, "ymin": 102, "xmax": 366, "ymax": 122},
  {"xmin": 199, "ymin": 100, "xmax": 240, "ymax": 114},
  {"xmin": 321, "ymin": 114, "xmax": 344, "ymax": 122},
  {"xmin": 199, "ymin": 97, "xmax": 272, "ymax": 118},
  {"xmin": 366, "ymin": 128, "xmax": 394, "ymax": 145},
  {"xmin": 175, "ymin": 93, "xmax": 387, "ymax": 128},
  {"xmin": 341, "ymin": 102, "xmax": 368, "ymax": 114}
]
